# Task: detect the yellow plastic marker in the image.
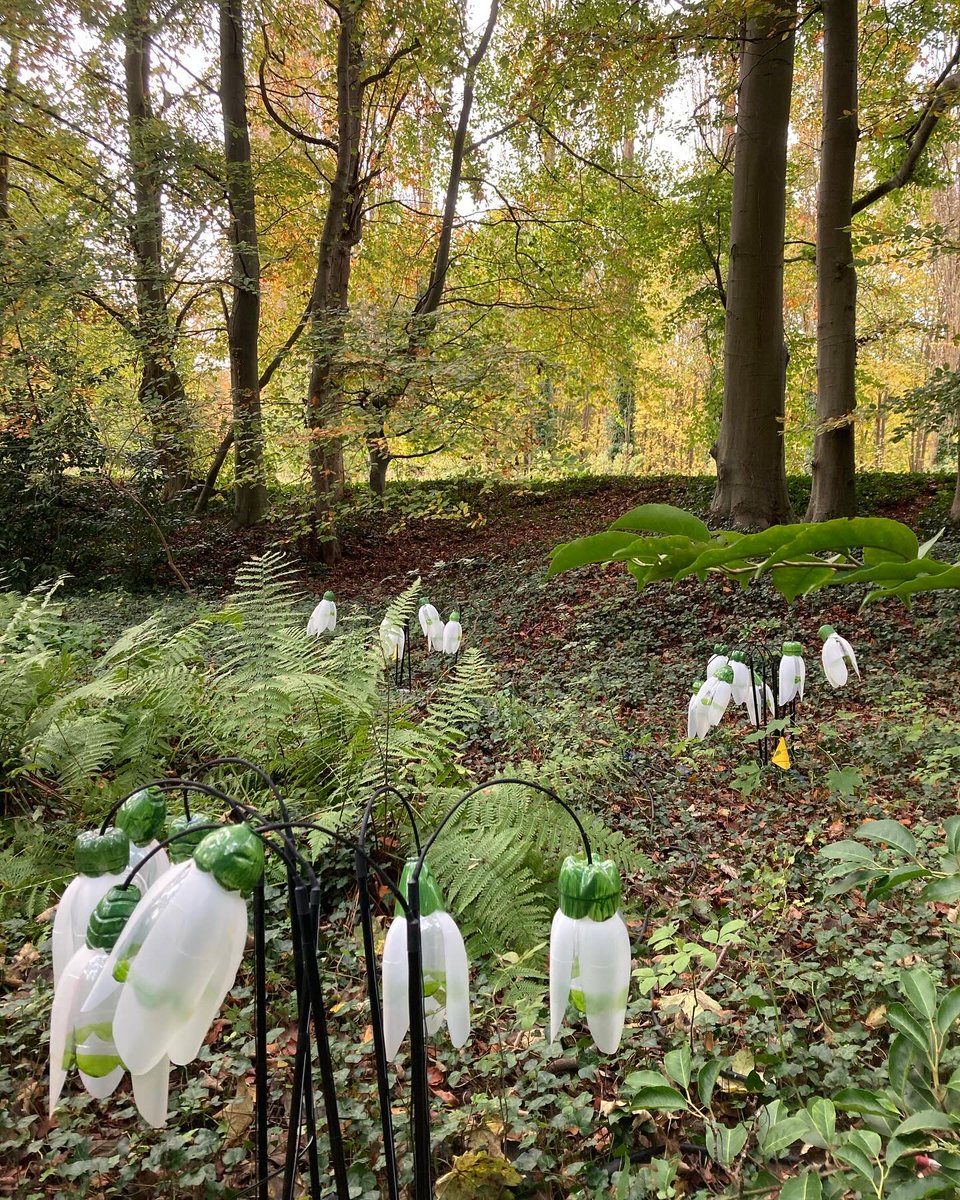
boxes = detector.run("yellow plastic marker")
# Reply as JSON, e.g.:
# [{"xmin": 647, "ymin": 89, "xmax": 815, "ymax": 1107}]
[{"xmin": 772, "ymin": 738, "xmax": 791, "ymax": 770}]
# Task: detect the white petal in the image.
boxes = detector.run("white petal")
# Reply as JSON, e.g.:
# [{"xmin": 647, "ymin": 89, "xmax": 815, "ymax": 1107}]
[
  {"xmin": 420, "ymin": 913, "xmax": 447, "ymax": 1035},
  {"xmin": 686, "ymin": 694, "xmax": 698, "ymax": 739},
  {"xmin": 796, "ymin": 657, "xmax": 806, "ymax": 700},
  {"xmin": 74, "ymin": 948, "xmax": 124, "ymax": 1099},
  {"xmin": 706, "ymin": 680, "xmax": 732, "ymax": 726},
  {"xmin": 706, "ymin": 654, "xmax": 727, "ymax": 678},
  {"xmin": 381, "ymin": 917, "xmax": 409, "ymax": 1060},
  {"xmin": 52, "ymin": 876, "xmax": 83, "ymax": 987},
  {"xmin": 435, "ymin": 911, "xmax": 470, "ymax": 1048},
  {"xmin": 778, "ymin": 657, "xmax": 796, "ymax": 707},
  {"xmin": 822, "ymin": 639, "xmax": 848, "ymax": 688},
  {"xmin": 166, "ymin": 898, "xmax": 248, "ymax": 1065},
  {"xmin": 730, "ymin": 661, "xmax": 752, "ymax": 704},
  {"xmin": 549, "ymin": 911, "xmax": 577, "ymax": 1043},
  {"xmin": 83, "ymin": 862, "xmax": 193, "ymax": 1013},
  {"xmin": 132, "ymin": 1055, "xmax": 171, "ymax": 1127},
  {"xmin": 49, "ymin": 947, "xmax": 89, "ymax": 1113},
  {"xmin": 113, "ymin": 869, "xmax": 244, "ymax": 1075},
  {"xmin": 579, "ymin": 913, "xmax": 631, "ymax": 1054},
  {"xmin": 442, "ymin": 622, "xmax": 462, "ymax": 655},
  {"xmin": 838, "ymin": 636, "xmax": 860, "ymax": 678}
]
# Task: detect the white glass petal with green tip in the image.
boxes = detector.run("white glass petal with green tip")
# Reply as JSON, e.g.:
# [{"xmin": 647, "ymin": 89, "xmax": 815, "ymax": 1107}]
[
  {"xmin": 128, "ymin": 841, "xmax": 170, "ymax": 892},
  {"xmin": 74, "ymin": 949, "xmax": 124, "ymax": 1097},
  {"xmin": 53, "ymin": 873, "xmax": 128, "ymax": 986},
  {"xmin": 307, "ymin": 597, "xmax": 337, "ymax": 635},
  {"xmin": 166, "ymin": 901, "xmax": 248, "ymax": 1066},
  {"xmin": 381, "ymin": 916, "xmax": 410, "ymax": 1060},
  {"xmin": 49, "ymin": 948, "xmax": 87, "ymax": 1113},
  {"xmin": 778, "ymin": 655, "xmax": 805, "ymax": 705},
  {"xmin": 706, "ymin": 678, "xmax": 732, "ymax": 727},
  {"xmin": 548, "ymin": 910, "xmax": 577, "ymax": 1043},
  {"xmin": 419, "ymin": 912, "xmax": 448, "ymax": 1035},
  {"xmin": 418, "ymin": 604, "xmax": 442, "ymax": 650},
  {"xmin": 686, "ymin": 693, "xmax": 699, "ymax": 739},
  {"xmin": 837, "ymin": 635, "xmax": 860, "ymax": 678},
  {"xmin": 745, "ymin": 681, "xmax": 776, "ymax": 726},
  {"xmin": 706, "ymin": 653, "xmax": 728, "ymax": 678},
  {"xmin": 579, "ymin": 912, "xmax": 631, "ymax": 1054},
  {"xmin": 435, "ymin": 911, "xmax": 470, "ymax": 1048},
  {"xmin": 693, "ymin": 681, "xmax": 713, "ymax": 739},
  {"xmin": 112, "ymin": 867, "xmax": 246, "ymax": 1076},
  {"xmin": 380, "ymin": 618, "xmax": 405, "ymax": 662},
  {"xmin": 730, "ymin": 659, "xmax": 752, "ymax": 704},
  {"xmin": 84, "ymin": 862, "xmax": 192, "ymax": 1013},
  {"xmin": 821, "ymin": 638, "xmax": 848, "ymax": 687},
  {"xmin": 442, "ymin": 620, "xmax": 462, "ymax": 655},
  {"xmin": 132, "ymin": 1054, "xmax": 171, "ymax": 1127}
]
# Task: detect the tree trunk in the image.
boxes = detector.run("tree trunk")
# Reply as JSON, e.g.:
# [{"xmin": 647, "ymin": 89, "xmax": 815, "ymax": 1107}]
[
  {"xmin": 123, "ymin": 0, "xmax": 195, "ymax": 500},
  {"xmin": 220, "ymin": 0, "xmax": 268, "ymax": 528},
  {"xmin": 303, "ymin": 4, "xmax": 363, "ymax": 564},
  {"xmin": 367, "ymin": 424, "xmax": 390, "ymax": 496},
  {"xmin": 807, "ymin": 0, "xmax": 858, "ymax": 521},
  {"xmin": 710, "ymin": 0, "xmax": 797, "ymax": 528},
  {"xmin": 951, "ymin": 437, "xmax": 960, "ymax": 524}
]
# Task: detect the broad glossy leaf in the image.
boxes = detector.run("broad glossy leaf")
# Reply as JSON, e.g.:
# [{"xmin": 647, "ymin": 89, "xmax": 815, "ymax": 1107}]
[
  {"xmin": 936, "ymin": 987, "xmax": 960, "ymax": 1037},
  {"xmin": 832, "ymin": 1087, "xmax": 900, "ymax": 1118},
  {"xmin": 855, "ymin": 820, "xmax": 917, "ymax": 857},
  {"xmin": 827, "ymin": 558, "xmax": 954, "ymax": 587},
  {"xmin": 759, "ymin": 1115, "xmax": 811, "ymax": 1157},
  {"xmin": 676, "ymin": 523, "xmax": 808, "ymax": 580},
  {"xmin": 818, "ymin": 840, "xmax": 877, "ymax": 864},
  {"xmin": 806, "ymin": 1098, "xmax": 836, "ymax": 1147},
  {"xmin": 886, "ymin": 1004, "xmax": 932, "ymax": 1057},
  {"xmin": 609, "ymin": 504, "xmax": 711, "ymax": 542},
  {"xmin": 920, "ymin": 876, "xmax": 960, "ymax": 904},
  {"xmin": 888, "ymin": 1033, "xmax": 916, "ymax": 1095},
  {"xmin": 547, "ymin": 532, "xmax": 642, "ymax": 577},
  {"xmin": 900, "ymin": 968, "xmax": 938, "ymax": 1023},
  {"xmin": 777, "ymin": 1170, "xmax": 823, "ymax": 1200},
  {"xmin": 893, "ymin": 1110, "xmax": 954, "ymax": 1137},
  {"xmin": 698, "ymin": 1058, "xmax": 723, "ymax": 1108},
  {"xmin": 762, "ymin": 517, "xmax": 919, "ymax": 568},
  {"xmin": 664, "ymin": 1045, "xmax": 691, "ymax": 1090},
  {"xmin": 770, "ymin": 561, "xmax": 837, "ymax": 602},
  {"xmin": 625, "ymin": 1085, "xmax": 689, "ymax": 1112},
  {"xmin": 866, "ymin": 564, "xmax": 960, "ymax": 603}
]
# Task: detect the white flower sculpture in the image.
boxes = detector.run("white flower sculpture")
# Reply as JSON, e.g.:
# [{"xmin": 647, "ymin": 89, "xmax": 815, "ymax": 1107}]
[
  {"xmin": 418, "ymin": 602, "xmax": 444, "ymax": 652},
  {"xmin": 549, "ymin": 856, "xmax": 631, "ymax": 1053},
  {"xmin": 442, "ymin": 611, "xmax": 462, "ymax": 656},
  {"xmin": 381, "ymin": 859, "xmax": 470, "ymax": 1060},
  {"xmin": 820, "ymin": 624, "xmax": 860, "ymax": 688},
  {"xmin": 52, "ymin": 829, "xmax": 134, "ymax": 986},
  {"xmin": 308, "ymin": 591, "xmax": 337, "ymax": 635}
]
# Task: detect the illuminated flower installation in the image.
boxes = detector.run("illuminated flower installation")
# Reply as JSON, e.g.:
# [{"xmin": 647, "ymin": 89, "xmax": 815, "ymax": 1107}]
[
  {"xmin": 379, "ymin": 617, "xmax": 405, "ymax": 664},
  {"xmin": 549, "ymin": 856, "xmax": 631, "ymax": 1053},
  {"xmin": 778, "ymin": 642, "xmax": 806, "ymax": 706},
  {"xmin": 307, "ymin": 591, "xmax": 337, "ymax": 635},
  {"xmin": 441, "ymin": 611, "xmax": 462, "ymax": 656},
  {"xmin": 381, "ymin": 859, "xmax": 470, "ymax": 1060}
]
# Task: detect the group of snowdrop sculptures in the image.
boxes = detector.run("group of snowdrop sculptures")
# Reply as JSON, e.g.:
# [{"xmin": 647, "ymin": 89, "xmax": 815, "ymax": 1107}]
[
  {"xmin": 686, "ymin": 625, "xmax": 860, "ymax": 740},
  {"xmin": 49, "ymin": 594, "xmax": 630, "ymax": 1137},
  {"xmin": 307, "ymin": 591, "xmax": 463, "ymax": 659}
]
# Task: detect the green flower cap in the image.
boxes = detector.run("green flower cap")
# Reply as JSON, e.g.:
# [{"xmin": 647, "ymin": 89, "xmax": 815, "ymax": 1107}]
[
  {"xmin": 558, "ymin": 856, "xmax": 621, "ymax": 922},
  {"xmin": 75, "ymin": 828, "xmax": 130, "ymax": 877},
  {"xmin": 117, "ymin": 787, "xmax": 167, "ymax": 845},
  {"xmin": 782, "ymin": 641, "xmax": 803, "ymax": 656},
  {"xmin": 712, "ymin": 644, "xmax": 727, "ymax": 656},
  {"xmin": 86, "ymin": 885, "xmax": 140, "ymax": 951},
  {"xmin": 195, "ymin": 824, "xmax": 264, "ymax": 893},
  {"xmin": 397, "ymin": 858, "xmax": 445, "ymax": 918},
  {"xmin": 715, "ymin": 665, "xmax": 735, "ymax": 684},
  {"xmin": 449, "ymin": 611, "xmax": 460, "ymax": 622},
  {"xmin": 729, "ymin": 650, "xmax": 746, "ymax": 663},
  {"xmin": 692, "ymin": 680, "xmax": 704, "ymax": 692},
  {"xmin": 167, "ymin": 814, "xmax": 212, "ymax": 864},
  {"xmin": 819, "ymin": 624, "xmax": 836, "ymax": 640},
  {"xmin": 323, "ymin": 590, "xmax": 335, "ymax": 601}
]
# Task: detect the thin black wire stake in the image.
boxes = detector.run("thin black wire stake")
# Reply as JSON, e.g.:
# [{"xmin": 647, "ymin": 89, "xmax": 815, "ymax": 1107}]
[{"xmin": 253, "ymin": 876, "xmax": 269, "ymax": 1200}]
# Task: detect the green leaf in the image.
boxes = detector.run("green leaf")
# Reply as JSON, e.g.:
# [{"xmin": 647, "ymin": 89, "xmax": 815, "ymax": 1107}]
[
  {"xmin": 888, "ymin": 1033, "xmax": 917, "ymax": 1095},
  {"xmin": 705, "ymin": 1121, "xmax": 748, "ymax": 1167},
  {"xmin": 825, "ymin": 867, "xmax": 889, "ymax": 896},
  {"xmin": 918, "ymin": 528, "xmax": 946, "ymax": 558},
  {"xmin": 625, "ymin": 1086, "xmax": 689, "ymax": 1112},
  {"xmin": 608, "ymin": 504, "xmax": 711, "ymax": 542},
  {"xmin": 901, "ymin": 968, "xmax": 938, "ymax": 1024},
  {"xmin": 826, "ymin": 558, "xmax": 954, "ymax": 586},
  {"xmin": 825, "ymin": 766, "xmax": 863, "ymax": 797},
  {"xmin": 778, "ymin": 1170, "xmax": 823, "ymax": 1200},
  {"xmin": 885, "ymin": 1176, "xmax": 958, "ymax": 1200},
  {"xmin": 834, "ymin": 1134, "xmax": 879, "ymax": 1183},
  {"xmin": 832, "ymin": 1087, "xmax": 900, "ymax": 1118},
  {"xmin": 663, "ymin": 1045, "xmax": 691, "ymax": 1091},
  {"xmin": 887, "ymin": 1004, "xmax": 932, "ymax": 1058},
  {"xmin": 936, "ymin": 987, "xmax": 960, "ymax": 1037},
  {"xmin": 855, "ymin": 820, "xmax": 918, "ymax": 857},
  {"xmin": 609, "ymin": 534, "xmax": 698, "ymax": 564},
  {"xmin": 846, "ymin": 1128, "xmax": 883, "ymax": 1160},
  {"xmin": 866, "ymin": 564, "xmax": 960, "ymax": 603},
  {"xmin": 818, "ymin": 841, "xmax": 877, "ymax": 865},
  {"xmin": 893, "ymin": 1110, "xmax": 954, "ymax": 1137},
  {"xmin": 945, "ymin": 817, "xmax": 960, "ymax": 857},
  {"xmin": 760, "ymin": 1115, "xmax": 811, "ymax": 1157},
  {"xmin": 920, "ymin": 876, "xmax": 960, "ymax": 904},
  {"xmin": 547, "ymin": 532, "xmax": 642, "ymax": 577},
  {"xmin": 697, "ymin": 1058, "xmax": 723, "ymax": 1109},
  {"xmin": 762, "ymin": 517, "xmax": 919, "ymax": 568},
  {"xmin": 806, "ymin": 1098, "xmax": 836, "ymax": 1147},
  {"xmin": 677, "ymin": 524, "xmax": 807, "ymax": 580},
  {"xmin": 866, "ymin": 866, "xmax": 930, "ymax": 901}
]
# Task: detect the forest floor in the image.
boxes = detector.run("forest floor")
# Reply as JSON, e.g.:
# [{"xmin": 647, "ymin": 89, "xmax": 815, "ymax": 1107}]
[{"xmin": 4, "ymin": 472, "xmax": 960, "ymax": 1200}]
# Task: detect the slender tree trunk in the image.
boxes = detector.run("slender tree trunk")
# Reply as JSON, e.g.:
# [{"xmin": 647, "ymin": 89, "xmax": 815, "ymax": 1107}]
[
  {"xmin": 123, "ymin": 0, "xmax": 195, "ymax": 500},
  {"xmin": 304, "ymin": 3, "xmax": 363, "ymax": 563},
  {"xmin": 951, "ymin": 436, "xmax": 960, "ymax": 523},
  {"xmin": 711, "ymin": 0, "xmax": 797, "ymax": 528},
  {"xmin": 807, "ymin": 0, "xmax": 858, "ymax": 521},
  {"xmin": 220, "ymin": 0, "xmax": 268, "ymax": 527}
]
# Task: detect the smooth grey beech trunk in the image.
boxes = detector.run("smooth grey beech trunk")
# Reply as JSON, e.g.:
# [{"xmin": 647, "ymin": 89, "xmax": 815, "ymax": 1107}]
[
  {"xmin": 711, "ymin": 0, "xmax": 797, "ymax": 529},
  {"xmin": 220, "ymin": 0, "xmax": 269, "ymax": 528},
  {"xmin": 123, "ymin": 0, "xmax": 195, "ymax": 500},
  {"xmin": 806, "ymin": 0, "xmax": 859, "ymax": 522}
]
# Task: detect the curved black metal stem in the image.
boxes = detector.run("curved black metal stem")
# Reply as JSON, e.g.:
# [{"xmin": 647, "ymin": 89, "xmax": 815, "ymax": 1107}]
[
  {"xmin": 359, "ymin": 784, "xmax": 422, "ymax": 854},
  {"xmin": 192, "ymin": 756, "xmax": 291, "ymax": 823},
  {"xmin": 413, "ymin": 777, "xmax": 592, "ymax": 880},
  {"xmin": 99, "ymin": 777, "xmax": 269, "ymax": 835},
  {"xmin": 118, "ymin": 822, "xmax": 224, "ymax": 890}
]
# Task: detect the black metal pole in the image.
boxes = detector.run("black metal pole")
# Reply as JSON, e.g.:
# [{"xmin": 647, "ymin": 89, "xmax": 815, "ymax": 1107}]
[
  {"xmin": 405, "ymin": 877, "xmax": 433, "ymax": 1200},
  {"xmin": 253, "ymin": 877, "xmax": 269, "ymax": 1200},
  {"xmin": 356, "ymin": 849, "xmax": 401, "ymax": 1200},
  {"xmin": 303, "ymin": 888, "xmax": 324, "ymax": 1200}
]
